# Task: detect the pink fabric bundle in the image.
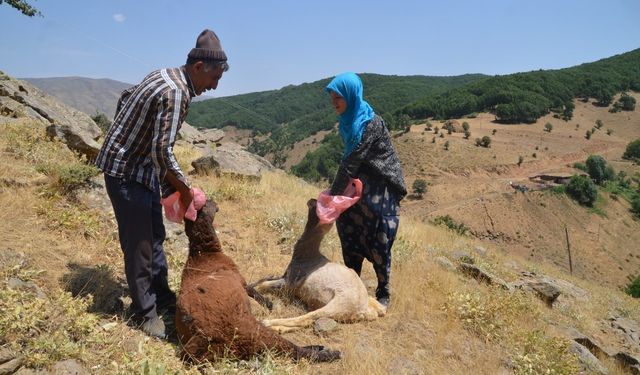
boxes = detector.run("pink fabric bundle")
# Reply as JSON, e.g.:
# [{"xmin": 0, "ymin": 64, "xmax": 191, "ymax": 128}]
[
  {"xmin": 316, "ymin": 178, "xmax": 363, "ymax": 225},
  {"xmin": 161, "ymin": 187, "xmax": 207, "ymax": 223}
]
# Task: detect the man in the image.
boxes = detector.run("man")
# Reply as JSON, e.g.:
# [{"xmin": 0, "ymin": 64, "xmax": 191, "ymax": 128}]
[{"xmin": 95, "ymin": 29, "xmax": 228, "ymax": 338}]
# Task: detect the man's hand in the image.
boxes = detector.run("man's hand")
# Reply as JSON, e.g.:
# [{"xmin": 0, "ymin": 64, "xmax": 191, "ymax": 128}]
[
  {"xmin": 179, "ymin": 187, "xmax": 194, "ymax": 212},
  {"xmin": 165, "ymin": 171, "xmax": 193, "ymax": 212}
]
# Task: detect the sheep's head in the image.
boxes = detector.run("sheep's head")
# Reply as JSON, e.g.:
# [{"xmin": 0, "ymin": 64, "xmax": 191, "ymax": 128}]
[
  {"xmin": 185, "ymin": 200, "xmax": 220, "ymax": 253},
  {"xmin": 306, "ymin": 199, "xmax": 332, "ymax": 234}
]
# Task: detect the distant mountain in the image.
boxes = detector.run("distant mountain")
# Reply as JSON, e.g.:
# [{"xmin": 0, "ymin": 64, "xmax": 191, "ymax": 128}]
[{"xmin": 22, "ymin": 77, "xmax": 133, "ymax": 120}]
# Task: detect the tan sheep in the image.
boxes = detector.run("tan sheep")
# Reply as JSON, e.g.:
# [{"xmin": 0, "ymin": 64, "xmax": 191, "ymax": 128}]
[{"xmin": 252, "ymin": 199, "xmax": 386, "ymax": 333}]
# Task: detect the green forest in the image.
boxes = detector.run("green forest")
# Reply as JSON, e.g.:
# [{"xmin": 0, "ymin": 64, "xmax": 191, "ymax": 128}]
[
  {"xmin": 187, "ymin": 48, "xmax": 640, "ymax": 182},
  {"xmin": 187, "ymin": 74, "xmax": 485, "ymax": 157}
]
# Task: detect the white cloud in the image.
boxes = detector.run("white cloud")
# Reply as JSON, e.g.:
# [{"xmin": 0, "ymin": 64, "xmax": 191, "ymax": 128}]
[{"xmin": 113, "ymin": 14, "xmax": 126, "ymax": 23}]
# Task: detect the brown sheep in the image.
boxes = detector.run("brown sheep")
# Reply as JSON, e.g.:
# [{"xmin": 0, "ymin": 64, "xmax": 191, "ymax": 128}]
[
  {"xmin": 252, "ymin": 199, "xmax": 386, "ymax": 333},
  {"xmin": 175, "ymin": 200, "xmax": 340, "ymax": 363}
]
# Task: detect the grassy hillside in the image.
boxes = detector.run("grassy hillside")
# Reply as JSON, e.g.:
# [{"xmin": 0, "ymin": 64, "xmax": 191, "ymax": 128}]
[
  {"xmin": 1, "ymin": 118, "xmax": 639, "ymax": 374},
  {"xmin": 399, "ymin": 48, "xmax": 640, "ymax": 123},
  {"xmin": 187, "ymin": 73, "xmax": 486, "ymax": 154}
]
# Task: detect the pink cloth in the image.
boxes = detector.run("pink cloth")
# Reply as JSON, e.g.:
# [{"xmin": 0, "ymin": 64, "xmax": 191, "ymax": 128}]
[
  {"xmin": 316, "ymin": 178, "xmax": 363, "ymax": 225},
  {"xmin": 161, "ymin": 187, "xmax": 206, "ymax": 223}
]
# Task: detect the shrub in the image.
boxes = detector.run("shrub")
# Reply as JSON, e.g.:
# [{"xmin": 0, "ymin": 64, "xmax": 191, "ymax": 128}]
[
  {"xmin": 480, "ymin": 136, "xmax": 492, "ymax": 148},
  {"xmin": 585, "ymin": 129, "xmax": 592, "ymax": 139},
  {"xmin": 632, "ymin": 195, "xmax": 640, "ymax": 219},
  {"xmin": 626, "ymin": 275, "xmax": 640, "ymax": 298},
  {"xmin": 595, "ymin": 119, "xmax": 604, "ymax": 129},
  {"xmin": 91, "ymin": 112, "xmax": 111, "ymax": 134},
  {"xmin": 412, "ymin": 179, "xmax": 427, "ymax": 197},
  {"xmin": 432, "ymin": 215, "xmax": 469, "ymax": 235},
  {"xmin": 566, "ymin": 175, "xmax": 598, "ymax": 206},
  {"xmin": 586, "ymin": 155, "xmax": 614, "ymax": 185},
  {"xmin": 444, "ymin": 140, "xmax": 450, "ymax": 150},
  {"xmin": 618, "ymin": 93, "xmax": 636, "ymax": 111},
  {"xmin": 464, "ymin": 130, "xmax": 471, "ymax": 139},
  {"xmin": 544, "ymin": 122, "xmax": 553, "ymax": 132},
  {"xmin": 623, "ymin": 139, "xmax": 640, "ymax": 161},
  {"xmin": 518, "ymin": 155, "xmax": 524, "ymax": 166},
  {"xmin": 573, "ymin": 162, "xmax": 587, "ymax": 172},
  {"xmin": 462, "ymin": 122, "xmax": 470, "ymax": 131},
  {"xmin": 492, "ymin": 129, "xmax": 497, "ymax": 135}
]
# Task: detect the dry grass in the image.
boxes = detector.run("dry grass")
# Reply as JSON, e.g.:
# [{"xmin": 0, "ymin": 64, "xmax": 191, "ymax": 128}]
[{"xmin": 1, "ymin": 119, "xmax": 639, "ymax": 374}]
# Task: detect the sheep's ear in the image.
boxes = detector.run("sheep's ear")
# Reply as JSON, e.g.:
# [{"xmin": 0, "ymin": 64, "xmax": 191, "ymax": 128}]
[{"xmin": 307, "ymin": 198, "xmax": 318, "ymax": 208}]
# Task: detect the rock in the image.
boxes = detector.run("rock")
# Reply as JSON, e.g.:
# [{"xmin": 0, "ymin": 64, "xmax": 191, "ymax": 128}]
[
  {"xmin": 569, "ymin": 341, "xmax": 609, "ymax": 375},
  {"xmin": 452, "ymin": 251, "xmax": 474, "ymax": 264},
  {"xmin": 473, "ymin": 246, "xmax": 487, "ymax": 257},
  {"xmin": 178, "ymin": 122, "xmax": 224, "ymax": 145},
  {"xmin": 387, "ymin": 357, "xmax": 422, "ymax": 375},
  {"xmin": 51, "ymin": 359, "xmax": 87, "ymax": 375},
  {"xmin": 609, "ymin": 315, "xmax": 640, "ymax": 347},
  {"xmin": 457, "ymin": 263, "xmax": 510, "ymax": 290},
  {"xmin": 434, "ymin": 256, "xmax": 455, "ymax": 271},
  {"xmin": 313, "ymin": 317, "xmax": 338, "ymax": 335},
  {"xmin": 191, "ymin": 142, "xmax": 274, "ymax": 179},
  {"xmin": 7, "ymin": 277, "xmax": 47, "ymax": 299},
  {"xmin": 509, "ymin": 272, "xmax": 562, "ymax": 307},
  {"xmin": 0, "ymin": 74, "xmax": 102, "ymax": 159},
  {"xmin": 613, "ymin": 352, "xmax": 640, "ymax": 375},
  {"xmin": 0, "ymin": 349, "xmax": 23, "ymax": 374}
]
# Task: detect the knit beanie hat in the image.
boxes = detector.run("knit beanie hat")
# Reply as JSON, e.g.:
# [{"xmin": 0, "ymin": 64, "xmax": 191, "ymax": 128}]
[{"xmin": 188, "ymin": 29, "xmax": 227, "ymax": 61}]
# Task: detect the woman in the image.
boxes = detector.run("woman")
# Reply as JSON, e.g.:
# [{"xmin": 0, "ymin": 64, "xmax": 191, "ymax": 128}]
[{"xmin": 326, "ymin": 72, "xmax": 407, "ymax": 307}]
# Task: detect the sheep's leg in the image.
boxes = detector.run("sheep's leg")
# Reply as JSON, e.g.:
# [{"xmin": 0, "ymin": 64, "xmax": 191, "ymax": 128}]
[
  {"xmin": 245, "ymin": 285, "xmax": 273, "ymax": 310},
  {"xmin": 251, "ymin": 277, "xmax": 286, "ymax": 293},
  {"xmin": 262, "ymin": 298, "xmax": 340, "ymax": 333}
]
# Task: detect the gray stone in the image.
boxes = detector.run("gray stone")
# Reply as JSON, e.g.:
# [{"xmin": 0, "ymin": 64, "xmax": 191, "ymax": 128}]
[
  {"xmin": 191, "ymin": 142, "xmax": 274, "ymax": 179},
  {"xmin": 569, "ymin": 341, "xmax": 609, "ymax": 375},
  {"xmin": 434, "ymin": 256, "xmax": 455, "ymax": 271},
  {"xmin": 457, "ymin": 263, "xmax": 510, "ymax": 290},
  {"xmin": 7, "ymin": 278, "xmax": 47, "ymax": 299},
  {"xmin": 51, "ymin": 359, "xmax": 87, "ymax": 375},
  {"xmin": 0, "ymin": 74, "xmax": 102, "ymax": 159},
  {"xmin": 313, "ymin": 317, "xmax": 338, "ymax": 335},
  {"xmin": 387, "ymin": 357, "xmax": 422, "ymax": 375},
  {"xmin": 0, "ymin": 353, "xmax": 23, "ymax": 374}
]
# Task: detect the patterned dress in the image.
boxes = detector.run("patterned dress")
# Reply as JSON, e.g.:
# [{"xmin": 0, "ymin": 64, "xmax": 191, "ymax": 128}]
[{"xmin": 330, "ymin": 115, "xmax": 406, "ymax": 301}]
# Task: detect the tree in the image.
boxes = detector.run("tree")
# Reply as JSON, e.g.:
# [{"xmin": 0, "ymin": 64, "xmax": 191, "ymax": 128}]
[
  {"xmin": 595, "ymin": 119, "xmax": 604, "ymax": 129},
  {"xmin": 566, "ymin": 174, "xmax": 598, "ymax": 206},
  {"xmin": 618, "ymin": 93, "xmax": 636, "ymax": 111},
  {"xmin": 481, "ymin": 136, "xmax": 492, "ymax": 148},
  {"xmin": 562, "ymin": 100, "xmax": 574, "ymax": 121},
  {"xmin": 462, "ymin": 122, "xmax": 470, "ymax": 132},
  {"xmin": 586, "ymin": 155, "xmax": 614, "ymax": 185},
  {"xmin": 623, "ymin": 139, "xmax": 640, "ymax": 161},
  {"xmin": 492, "ymin": 129, "xmax": 497, "ymax": 135},
  {"xmin": 585, "ymin": 129, "xmax": 592, "ymax": 140},
  {"xmin": 0, "ymin": 0, "xmax": 41, "ymax": 16},
  {"xmin": 412, "ymin": 179, "xmax": 427, "ymax": 198},
  {"xmin": 444, "ymin": 140, "xmax": 450, "ymax": 150},
  {"xmin": 544, "ymin": 122, "xmax": 553, "ymax": 132},
  {"xmin": 463, "ymin": 130, "xmax": 471, "ymax": 139}
]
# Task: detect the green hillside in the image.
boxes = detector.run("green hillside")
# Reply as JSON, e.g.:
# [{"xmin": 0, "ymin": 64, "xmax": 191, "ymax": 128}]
[
  {"xmin": 399, "ymin": 48, "xmax": 640, "ymax": 123},
  {"xmin": 187, "ymin": 73, "xmax": 486, "ymax": 154}
]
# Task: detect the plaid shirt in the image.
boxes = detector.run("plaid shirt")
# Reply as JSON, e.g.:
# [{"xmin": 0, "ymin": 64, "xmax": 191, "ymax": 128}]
[{"xmin": 95, "ymin": 67, "xmax": 196, "ymax": 196}]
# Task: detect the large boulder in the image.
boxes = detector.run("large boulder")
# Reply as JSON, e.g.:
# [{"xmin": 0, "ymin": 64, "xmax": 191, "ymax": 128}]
[
  {"xmin": 191, "ymin": 142, "xmax": 274, "ymax": 179},
  {"xmin": 0, "ymin": 71, "xmax": 102, "ymax": 159},
  {"xmin": 178, "ymin": 122, "xmax": 224, "ymax": 145}
]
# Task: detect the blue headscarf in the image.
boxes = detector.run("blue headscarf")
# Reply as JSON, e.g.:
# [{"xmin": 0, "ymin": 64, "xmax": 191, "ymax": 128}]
[{"xmin": 325, "ymin": 72, "xmax": 375, "ymax": 158}]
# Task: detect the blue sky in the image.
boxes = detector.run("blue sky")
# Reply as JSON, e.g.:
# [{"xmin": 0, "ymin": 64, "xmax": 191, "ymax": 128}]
[{"xmin": 1, "ymin": 0, "xmax": 639, "ymax": 98}]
